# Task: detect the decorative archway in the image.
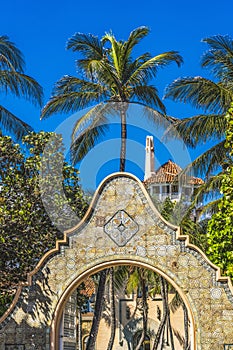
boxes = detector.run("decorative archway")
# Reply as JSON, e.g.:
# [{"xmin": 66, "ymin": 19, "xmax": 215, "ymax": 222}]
[
  {"xmin": 0, "ymin": 172, "xmax": 233, "ymax": 349},
  {"xmin": 51, "ymin": 259, "xmax": 194, "ymax": 349}
]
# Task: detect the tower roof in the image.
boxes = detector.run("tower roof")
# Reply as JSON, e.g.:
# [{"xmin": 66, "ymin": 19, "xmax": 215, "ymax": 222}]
[{"xmin": 144, "ymin": 160, "xmax": 204, "ymax": 185}]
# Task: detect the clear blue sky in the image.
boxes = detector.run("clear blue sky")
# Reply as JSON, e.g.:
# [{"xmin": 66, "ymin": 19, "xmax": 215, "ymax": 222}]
[{"xmin": 1, "ymin": 0, "xmax": 233, "ymax": 189}]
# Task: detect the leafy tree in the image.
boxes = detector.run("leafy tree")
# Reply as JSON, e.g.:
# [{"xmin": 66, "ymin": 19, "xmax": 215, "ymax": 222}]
[
  {"xmin": 0, "ymin": 132, "xmax": 88, "ymax": 315},
  {"xmin": 160, "ymin": 197, "xmax": 175, "ymax": 221},
  {"xmin": 180, "ymin": 215, "xmax": 209, "ymax": 252},
  {"xmin": 41, "ymin": 26, "xmax": 182, "ymax": 170},
  {"xmin": 165, "ymin": 35, "xmax": 233, "ymax": 213},
  {"xmin": 0, "ymin": 36, "xmax": 43, "ymax": 139},
  {"xmin": 207, "ymin": 103, "xmax": 233, "ymax": 278}
]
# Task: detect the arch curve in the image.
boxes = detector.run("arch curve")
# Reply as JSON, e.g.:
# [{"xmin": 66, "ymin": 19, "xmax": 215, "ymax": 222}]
[{"xmin": 50, "ymin": 258, "xmax": 196, "ymax": 349}]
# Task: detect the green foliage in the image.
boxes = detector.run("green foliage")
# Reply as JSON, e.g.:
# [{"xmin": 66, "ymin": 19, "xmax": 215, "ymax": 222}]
[
  {"xmin": 181, "ymin": 216, "xmax": 209, "ymax": 252},
  {"xmin": 160, "ymin": 197, "xmax": 175, "ymax": 221},
  {"xmin": 0, "ymin": 291, "xmax": 14, "ymax": 317},
  {"xmin": 0, "ymin": 131, "xmax": 88, "ymax": 315},
  {"xmin": 207, "ymin": 103, "xmax": 233, "ymax": 278},
  {"xmin": 151, "ymin": 194, "xmax": 210, "ymax": 251}
]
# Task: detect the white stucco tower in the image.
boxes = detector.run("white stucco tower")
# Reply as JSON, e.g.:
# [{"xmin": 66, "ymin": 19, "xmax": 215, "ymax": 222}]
[{"xmin": 144, "ymin": 136, "xmax": 155, "ymax": 181}]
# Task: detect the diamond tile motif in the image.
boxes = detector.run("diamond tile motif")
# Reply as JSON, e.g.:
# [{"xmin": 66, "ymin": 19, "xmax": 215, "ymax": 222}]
[{"xmin": 104, "ymin": 210, "xmax": 139, "ymax": 246}]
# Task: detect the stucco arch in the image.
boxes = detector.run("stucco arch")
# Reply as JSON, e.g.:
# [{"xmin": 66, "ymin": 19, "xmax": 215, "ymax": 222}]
[{"xmin": 0, "ymin": 172, "xmax": 233, "ymax": 350}]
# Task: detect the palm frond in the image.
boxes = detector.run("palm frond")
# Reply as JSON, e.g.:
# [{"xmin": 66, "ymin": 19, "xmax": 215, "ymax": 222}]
[
  {"xmin": 189, "ymin": 173, "xmax": 223, "ymax": 209},
  {"xmin": 197, "ymin": 198, "xmax": 221, "ymax": 217},
  {"xmin": 169, "ymin": 292, "xmax": 182, "ymax": 313},
  {"xmin": 113, "ymin": 266, "xmax": 129, "ymax": 292},
  {"xmin": 121, "ymin": 53, "xmax": 151, "ymax": 85},
  {"xmin": 70, "ymin": 103, "xmax": 114, "ymax": 163},
  {"xmin": 121, "ymin": 27, "xmax": 150, "ymax": 67},
  {"xmin": 130, "ymin": 84, "xmax": 165, "ymax": 113},
  {"xmin": 165, "ymin": 77, "xmax": 233, "ymax": 114},
  {"xmin": 75, "ymin": 58, "xmax": 105, "ymax": 79},
  {"xmin": 0, "ymin": 105, "xmax": 33, "ymax": 139},
  {"xmin": 189, "ymin": 140, "xmax": 225, "ymax": 177},
  {"xmin": 52, "ymin": 75, "xmax": 108, "ymax": 95},
  {"xmin": 165, "ymin": 113, "xmax": 226, "ymax": 147},
  {"xmin": 142, "ymin": 104, "xmax": 176, "ymax": 127},
  {"xmin": 102, "ymin": 32, "xmax": 122, "ymax": 76},
  {"xmin": 202, "ymin": 35, "xmax": 233, "ymax": 55},
  {"xmin": 148, "ymin": 51, "xmax": 183, "ymax": 68},
  {"xmin": 124, "ymin": 26, "xmax": 150, "ymax": 53},
  {"xmin": 202, "ymin": 50, "xmax": 233, "ymax": 81},
  {"xmin": 126, "ymin": 269, "xmax": 140, "ymax": 294},
  {"xmin": 0, "ymin": 54, "xmax": 16, "ymax": 71},
  {"xmin": 70, "ymin": 121, "xmax": 109, "ymax": 164},
  {"xmin": 0, "ymin": 36, "xmax": 24, "ymax": 72},
  {"xmin": 97, "ymin": 60, "xmax": 121, "ymax": 90},
  {"xmin": 66, "ymin": 32, "xmax": 104, "ymax": 59},
  {"xmin": 127, "ymin": 51, "xmax": 182, "ymax": 87},
  {"xmin": 71, "ymin": 103, "xmax": 112, "ymax": 140},
  {"xmin": 41, "ymin": 90, "xmax": 105, "ymax": 119},
  {"xmin": 67, "ymin": 32, "xmax": 106, "ymax": 80},
  {"xmin": 0, "ymin": 70, "xmax": 43, "ymax": 106}
]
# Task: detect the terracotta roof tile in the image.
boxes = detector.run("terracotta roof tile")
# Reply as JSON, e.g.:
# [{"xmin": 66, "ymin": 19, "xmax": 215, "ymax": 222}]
[{"xmin": 144, "ymin": 160, "xmax": 204, "ymax": 185}]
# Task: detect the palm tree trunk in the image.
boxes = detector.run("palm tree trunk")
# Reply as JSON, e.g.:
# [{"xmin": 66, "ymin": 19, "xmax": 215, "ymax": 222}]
[
  {"xmin": 107, "ymin": 267, "xmax": 116, "ymax": 350},
  {"xmin": 120, "ymin": 105, "xmax": 127, "ymax": 172},
  {"xmin": 160, "ymin": 326, "xmax": 165, "ymax": 350},
  {"xmin": 152, "ymin": 277, "xmax": 168, "ymax": 350},
  {"xmin": 77, "ymin": 306, "xmax": 82, "ymax": 350},
  {"xmin": 86, "ymin": 269, "xmax": 108, "ymax": 350},
  {"xmin": 135, "ymin": 274, "xmax": 148, "ymax": 350},
  {"xmin": 162, "ymin": 280, "xmax": 175, "ymax": 350},
  {"xmin": 167, "ymin": 309, "xmax": 175, "ymax": 350},
  {"xmin": 182, "ymin": 301, "xmax": 189, "ymax": 349}
]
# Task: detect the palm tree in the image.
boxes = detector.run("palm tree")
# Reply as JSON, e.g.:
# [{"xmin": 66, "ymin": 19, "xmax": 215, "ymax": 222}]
[
  {"xmin": 135, "ymin": 270, "xmax": 148, "ymax": 350},
  {"xmin": 152, "ymin": 276, "xmax": 175, "ymax": 350},
  {"xmin": 41, "ymin": 26, "xmax": 182, "ymax": 171},
  {"xmin": 0, "ymin": 35, "xmax": 43, "ymax": 139},
  {"xmin": 126, "ymin": 267, "xmax": 149, "ymax": 350},
  {"xmin": 164, "ymin": 35, "xmax": 233, "ymax": 213},
  {"xmin": 85, "ymin": 268, "xmax": 108, "ymax": 350},
  {"xmin": 106, "ymin": 267, "xmax": 116, "ymax": 350}
]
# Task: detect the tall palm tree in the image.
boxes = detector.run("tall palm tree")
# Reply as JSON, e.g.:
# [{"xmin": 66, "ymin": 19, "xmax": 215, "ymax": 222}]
[
  {"xmin": 152, "ymin": 276, "xmax": 175, "ymax": 350},
  {"xmin": 106, "ymin": 267, "xmax": 116, "ymax": 350},
  {"xmin": 86, "ymin": 268, "xmax": 108, "ymax": 350},
  {"xmin": 0, "ymin": 35, "xmax": 43, "ymax": 139},
  {"xmin": 41, "ymin": 26, "xmax": 182, "ymax": 171},
  {"xmin": 126, "ymin": 267, "xmax": 149, "ymax": 350},
  {"xmin": 164, "ymin": 35, "xmax": 233, "ymax": 213}
]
